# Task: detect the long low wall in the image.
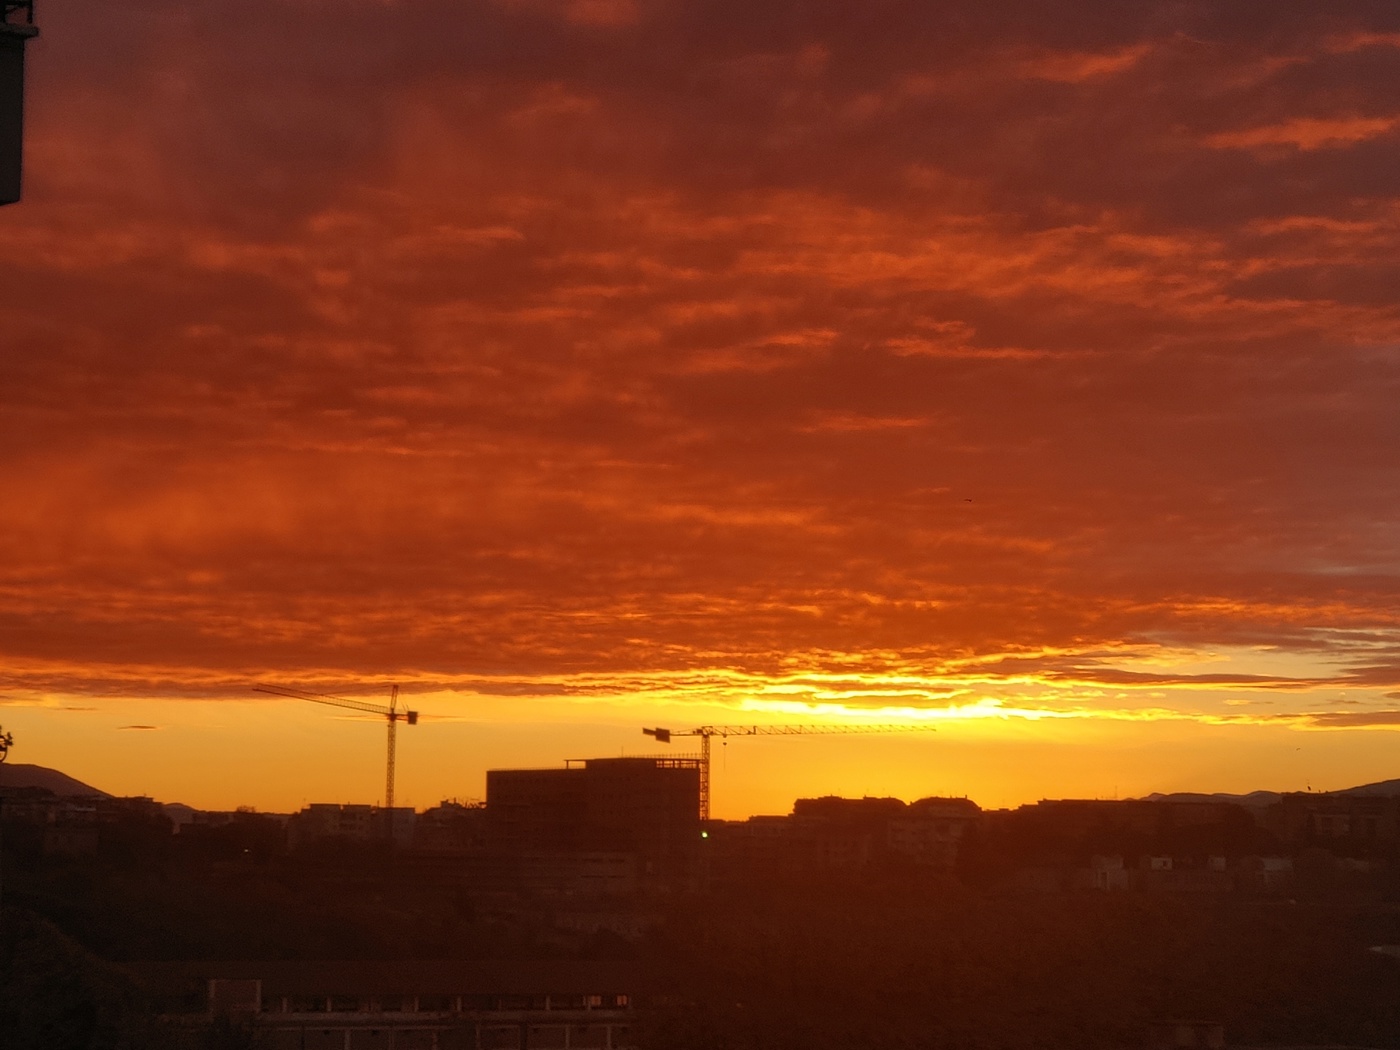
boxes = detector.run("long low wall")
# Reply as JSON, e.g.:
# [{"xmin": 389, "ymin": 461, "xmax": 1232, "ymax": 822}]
[{"xmin": 163, "ymin": 1010, "xmax": 634, "ymax": 1050}]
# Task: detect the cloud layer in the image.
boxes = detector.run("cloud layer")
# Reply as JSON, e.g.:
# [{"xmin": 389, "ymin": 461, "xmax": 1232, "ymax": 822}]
[{"xmin": 4, "ymin": 0, "xmax": 1400, "ymax": 733}]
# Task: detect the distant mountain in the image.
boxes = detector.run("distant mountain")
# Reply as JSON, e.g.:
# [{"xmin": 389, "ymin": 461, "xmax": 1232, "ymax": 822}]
[
  {"xmin": 1334, "ymin": 778, "xmax": 1400, "ymax": 798},
  {"xmin": 1142, "ymin": 790, "xmax": 1281, "ymax": 809},
  {"xmin": 1143, "ymin": 779, "xmax": 1400, "ymax": 807},
  {"xmin": 0, "ymin": 762, "xmax": 110, "ymax": 798}
]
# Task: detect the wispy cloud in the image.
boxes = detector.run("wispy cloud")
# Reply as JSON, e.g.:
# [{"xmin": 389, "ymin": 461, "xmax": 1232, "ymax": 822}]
[{"xmin": 1205, "ymin": 115, "xmax": 1399, "ymax": 151}]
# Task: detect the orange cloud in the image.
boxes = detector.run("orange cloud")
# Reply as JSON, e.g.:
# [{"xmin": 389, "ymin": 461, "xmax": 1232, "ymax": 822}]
[
  {"xmin": 1205, "ymin": 115, "xmax": 1400, "ymax": 151},
  {"xmin": 1019, "ymin": 43, "xmax": 1153, "ymax": 83},
  {"xmin": 1323, "ymin": 31, "xmax": 1400, "ymax": 54}
]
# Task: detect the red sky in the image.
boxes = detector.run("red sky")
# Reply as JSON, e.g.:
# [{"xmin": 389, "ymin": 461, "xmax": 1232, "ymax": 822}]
[{"xmin": 4, "ymin": 1, "xmax": 1400, "ymax": 814}]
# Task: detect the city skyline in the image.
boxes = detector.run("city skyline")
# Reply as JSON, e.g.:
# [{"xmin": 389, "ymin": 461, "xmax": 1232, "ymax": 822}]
[{"xmin": 5, "ymin": 1, "xmax": 1400, "ymax": 815}]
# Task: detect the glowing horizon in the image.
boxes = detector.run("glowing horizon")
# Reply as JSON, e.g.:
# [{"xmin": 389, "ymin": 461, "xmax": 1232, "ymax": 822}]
[{"xmin": 4, "ymin": 1, "xmax": 1400, "ymax": 815}]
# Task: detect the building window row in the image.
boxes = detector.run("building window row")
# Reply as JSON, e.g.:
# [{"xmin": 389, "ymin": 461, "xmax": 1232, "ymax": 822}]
[{"xmin": 261, "ymin": 993, "xmax": 630, "ymax": 1015}]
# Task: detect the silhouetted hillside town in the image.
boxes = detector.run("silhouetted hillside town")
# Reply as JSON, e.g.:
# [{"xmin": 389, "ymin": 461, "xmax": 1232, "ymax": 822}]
[
  {"xmin": 10, "ymin": 757, "xmax": 1400, "ymax": 897},
  {"xmin": 9, "ymin": 759, "xmax": 1400, "ymax": 1048}
]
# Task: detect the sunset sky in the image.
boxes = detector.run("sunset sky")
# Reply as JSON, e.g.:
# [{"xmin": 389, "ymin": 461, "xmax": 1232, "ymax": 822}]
[{"xmin": 4, "ymin": 0, "xmax": 1400, "ymax": 816}]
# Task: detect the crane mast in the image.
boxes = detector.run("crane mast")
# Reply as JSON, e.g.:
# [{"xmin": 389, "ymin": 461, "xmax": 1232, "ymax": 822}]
[
  {"xmin": 385, "ymin": 684, "xmax": 400, "ymax": 814},
  {"xmin": 255, "ymin": 684, "xmax": 418, "ymax": 839},
  {"xmin": 642, "ymin": 723, "xmax": 930, "ymax": 820}
]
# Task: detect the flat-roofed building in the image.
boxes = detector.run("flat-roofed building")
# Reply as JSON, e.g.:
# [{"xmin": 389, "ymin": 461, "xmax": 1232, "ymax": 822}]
[
  {"xmin": 134, "ymin": 959, "xmax": 641, "ymax": 1050},
  {"xmin": 289, "ymin": 803, "xmax": 417, "ymax": 848},
  {"xmin": 487, "ymin": 757, "xmax": 700, "ymax": 881}
]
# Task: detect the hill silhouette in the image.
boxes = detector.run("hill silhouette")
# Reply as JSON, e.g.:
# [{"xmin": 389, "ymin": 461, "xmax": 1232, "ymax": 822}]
[
  {"xmin": 1140, "ymin": 789, "xmax": 1282, "ymax": 809},
  {"xmin": 0, "ymin": 763, "xmax": 109, "ymax": 798},
  {"xmin": 1142, "ymin": 778, "xmax": 1400, "ymax": 808},
  {"xmin": 1334, "ymin": 777, "xmax": 1400, "ymax": 798}
]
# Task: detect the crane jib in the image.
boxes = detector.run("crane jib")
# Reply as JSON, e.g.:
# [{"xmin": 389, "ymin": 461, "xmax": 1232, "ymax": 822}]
[{"xmin": 254, "ymin": 683, "xmax": 419, "ymax": 839}]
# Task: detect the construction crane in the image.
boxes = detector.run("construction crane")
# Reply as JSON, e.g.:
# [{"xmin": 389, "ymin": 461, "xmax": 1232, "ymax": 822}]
[
  {"xmin": 642, "ymin": 723, "xmax": 931, "ymax": 820},
  {"xmin": 255, "ymin": 684, "xmax": 418, "ymax": 830}
]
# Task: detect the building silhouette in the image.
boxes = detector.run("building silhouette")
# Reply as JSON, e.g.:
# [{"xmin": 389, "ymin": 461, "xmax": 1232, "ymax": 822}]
[
  {"xmin": 288, "ymin": 802, "xmax": 417, "ymax": 848},
  {"xmin": 706, "ymin": 795, "xmax": 982, "ymax": 879},
  {"xmin": 486, "ymin": 757, "xmax": 701, "ymax": 881},
  {"xmin": 134, "ymin": 960, "xmax": 641, "ymax": 1050}
]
